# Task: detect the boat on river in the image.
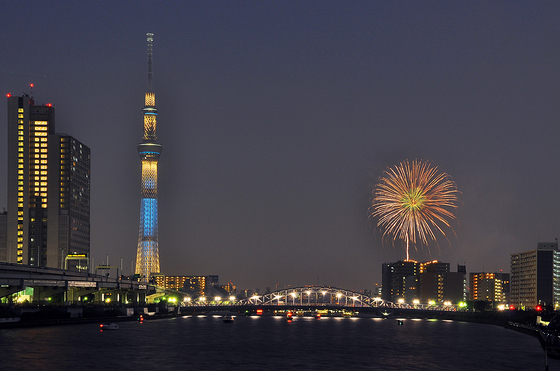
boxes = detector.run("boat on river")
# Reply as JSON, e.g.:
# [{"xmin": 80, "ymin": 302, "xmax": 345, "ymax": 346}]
[{"xmin": 99, "ymin": 322, "xmax": 119, "ymax": 330}]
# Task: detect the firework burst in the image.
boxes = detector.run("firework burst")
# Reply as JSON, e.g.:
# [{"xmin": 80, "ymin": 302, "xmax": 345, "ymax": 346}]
[{"xmin": 370, "ymin": 159, "xmax": 459, "ymax": 260}]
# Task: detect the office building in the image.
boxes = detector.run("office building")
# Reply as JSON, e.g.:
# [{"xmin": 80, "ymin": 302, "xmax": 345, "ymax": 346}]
[{"xmin": 6, "ymin": 94, "xmax": 90, "ymax": 269}]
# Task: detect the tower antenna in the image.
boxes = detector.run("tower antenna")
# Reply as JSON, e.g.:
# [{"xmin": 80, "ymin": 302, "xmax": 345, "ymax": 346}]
[{"xmin": 146, "ymin": 33, "xmax": 154, "ymax": 92}]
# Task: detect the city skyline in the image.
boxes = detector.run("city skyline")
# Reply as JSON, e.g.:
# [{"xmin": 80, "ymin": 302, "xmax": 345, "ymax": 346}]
[{"xmin": 1, "ymin": 2, "xmax": 560, "ymax": 291}]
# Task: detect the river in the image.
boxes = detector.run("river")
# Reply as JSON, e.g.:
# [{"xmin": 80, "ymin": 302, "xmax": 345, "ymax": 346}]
[{"xmin": 0, "ymin": 314, "xmax": 558, "ymax": 370}]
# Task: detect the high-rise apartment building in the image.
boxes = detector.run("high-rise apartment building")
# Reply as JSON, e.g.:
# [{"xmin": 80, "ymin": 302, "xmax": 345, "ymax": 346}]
[
  {"xmin": 469, "ymin": 272, "xmax": 510, "ymax": 303},
  {"xmin": 5, "ymin": 94, "xmax": 90, "ymax": 270},
  {"xmin": 382, "ymin": 260, "xmax": 418, "ymax": 302},
  {"xmin": 510, "ymin": 242, "xmax": 560, "ymax": 309}
]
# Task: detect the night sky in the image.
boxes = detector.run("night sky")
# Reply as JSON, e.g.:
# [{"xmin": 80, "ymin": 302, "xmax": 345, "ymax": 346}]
[{"xmin": 2, "ymin": 1, "xmax": 560, "ymax": 292}]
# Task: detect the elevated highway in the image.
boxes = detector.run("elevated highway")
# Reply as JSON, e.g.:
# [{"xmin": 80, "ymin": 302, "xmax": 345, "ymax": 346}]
[{"xmin": 0, "ymin": 262, "xmax": 152, "ymax": 304}]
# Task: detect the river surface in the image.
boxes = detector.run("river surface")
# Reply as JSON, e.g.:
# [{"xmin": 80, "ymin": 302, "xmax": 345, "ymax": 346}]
[{"xmin": 1, "ymin": 314, "xmax": 558, "ymax": 370}]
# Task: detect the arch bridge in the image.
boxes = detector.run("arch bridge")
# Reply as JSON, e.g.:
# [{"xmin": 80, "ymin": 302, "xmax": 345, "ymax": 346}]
[
  {"xmin": 238, "ymin": 286, "xmax": 387, "ymax": 308},
  {"xmin": 233, "ymin": 286, "xmax": 457, "ymax": 311}
]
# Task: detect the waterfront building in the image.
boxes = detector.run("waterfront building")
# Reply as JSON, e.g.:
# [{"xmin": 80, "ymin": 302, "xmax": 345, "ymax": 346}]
[
  {"xmin": 418, "ymin": 261, "xmax": 466, "ymax": 304},
  {"xmin": 154, "ymin": 275, "xmax": 208, "ymax": 296},
  {"xmin": 381, "ymin": 260, "xmax": 418, "ymax": 302},
  {"xmin": 383, "ymin": 259, "xmax": 465, "ymax": 304},
  {"xmin": 5, "ymin": 94, "xmax": 90, "ymax": 269},
  {"xmin": 152, "ymin": 275, "xmax": 228, "ymax": 298},
  {"xmin": 510, "ymin": 242, "xmax": 560, "ymax": 309},
  {"xmin": 469, "ymin": 272, "xmax": 510, "ymax": 304},
  {"xmin": 135, "ymin": 33, "xmax": 163, "ymax": 280}
]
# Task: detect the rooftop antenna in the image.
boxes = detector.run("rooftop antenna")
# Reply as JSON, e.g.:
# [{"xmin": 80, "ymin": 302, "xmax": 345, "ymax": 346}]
[{"xmin": 146, "ymin": 33, "xmax": 154, "ymax": 92}]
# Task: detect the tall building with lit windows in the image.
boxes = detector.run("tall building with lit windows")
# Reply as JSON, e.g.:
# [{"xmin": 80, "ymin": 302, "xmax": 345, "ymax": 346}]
[
  {"xmin": 135, "ymin": 33, "xmax": 162, "ymax": 280},
  {"xmin": 510, "ymin": 242, "xmax": 560, "ymax": 309},
  {"xmin": 6, "ymin": 94, "xmax": 90, "ymax": 270},
  {"xmin": 469, "ymin": 272, "xmax": 509, "ymax": 303}
]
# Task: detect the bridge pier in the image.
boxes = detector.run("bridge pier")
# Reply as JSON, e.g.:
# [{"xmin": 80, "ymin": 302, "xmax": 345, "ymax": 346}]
[{"xmin": 33, "ymin": 286, "xmax": 67, "ymax": 304}]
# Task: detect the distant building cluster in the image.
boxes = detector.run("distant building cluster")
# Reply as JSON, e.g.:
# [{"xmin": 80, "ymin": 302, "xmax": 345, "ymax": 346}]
[
  {"xmin": 152, "ymin": 274, "xmax": 237, "ymax": 298},
  {"xmin": 381, "ymin": 260, "xmax": 466, "ymax": 304},
  {"xmin": 380, "ymin": 241, "xmax": 560, "ymax": 310}
]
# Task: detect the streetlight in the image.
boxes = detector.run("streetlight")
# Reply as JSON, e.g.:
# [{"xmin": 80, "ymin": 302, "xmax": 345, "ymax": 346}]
[
  {"xmin": 337, "ymin": 293, "xmax": 342, "ymax": 305},
  {"xmin": 306, "ymin": 291, "xmax": 311, "ymax": 306}
]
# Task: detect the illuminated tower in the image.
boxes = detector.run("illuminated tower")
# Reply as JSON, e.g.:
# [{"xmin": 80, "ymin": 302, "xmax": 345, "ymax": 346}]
[{"xmin": 135, "ymin": 33, "xmax": 162, "ymax": 280}]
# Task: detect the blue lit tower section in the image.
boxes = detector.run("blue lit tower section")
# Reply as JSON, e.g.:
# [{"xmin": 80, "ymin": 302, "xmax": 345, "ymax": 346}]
[{"xmin": 135, "ymin": 33, "xmax": 162, "ymax": 280}]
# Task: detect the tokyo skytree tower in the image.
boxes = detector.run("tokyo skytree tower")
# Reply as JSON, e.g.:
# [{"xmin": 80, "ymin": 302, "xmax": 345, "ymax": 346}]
[{"xmin": 135, "ymin": 33, "xmax": 162, "ymax": 280}]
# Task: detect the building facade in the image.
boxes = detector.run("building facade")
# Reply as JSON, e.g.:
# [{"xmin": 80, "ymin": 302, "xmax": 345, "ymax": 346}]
[
  {"xmin": 510, "ymin": 242, "xmax": 560, "ymax": 309},
  {"xmin": 382, "ymin": 260, "xmax": 418, "ymax": 302},
  {"xmin": 153, "ymin": 275, "xmax": 223, "ymax": 297},
  {"xmin": 383, "ymin": 260, "xmax": 465, "ymax": 304},
  {"xmin": 469, "ymin": 272, "xmax": 510, "ymax": 303},
  {"xmin": 6, "ymin": 94, "xmax": 90, "ymax": 270}
]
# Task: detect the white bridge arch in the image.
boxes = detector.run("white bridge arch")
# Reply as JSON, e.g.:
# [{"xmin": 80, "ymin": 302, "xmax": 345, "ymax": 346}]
[{"xmin": 238, "ymin": 286, "xmax": 393, "ymax": 308}]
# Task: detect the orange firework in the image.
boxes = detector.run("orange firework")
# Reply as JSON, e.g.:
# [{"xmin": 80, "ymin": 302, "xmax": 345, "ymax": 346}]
[{"xmin": 370, "ymin": 159, "xmax": 459, "ymax": 260}]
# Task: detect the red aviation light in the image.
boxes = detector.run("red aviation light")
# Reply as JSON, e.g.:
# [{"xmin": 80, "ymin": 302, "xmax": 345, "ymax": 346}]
[
  {"xmin": 536, "ymin": 305, "xmax": 543, "ymax": 312},
  {"xmin": 6, "ymin": 93, "xmax": 11, "ymax": 97},
  {"xmin": 47, "ymin": 103, "xmax": 52, "ymax": 107}
]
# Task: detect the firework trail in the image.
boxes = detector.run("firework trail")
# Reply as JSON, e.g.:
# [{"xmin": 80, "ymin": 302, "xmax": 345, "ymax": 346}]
[{"xmin": 370, "ymin": 159, "xmax": 459, "ymax": 260}]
